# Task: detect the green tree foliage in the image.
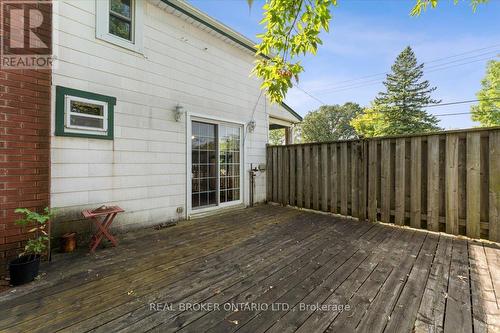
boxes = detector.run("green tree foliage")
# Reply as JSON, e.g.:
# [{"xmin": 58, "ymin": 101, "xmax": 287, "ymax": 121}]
[
  {"xmin": 252, "ymin": 0, "xmax": 336, "ymax": 103},
  {"xmin": 301, "ymin": 103, "xmax": 363, "ymax": 142},
  {"xmin": 269, "ymin": 128, "xmax": 286, "ymax": 145},
  {"xmin": 251, "ymin": 0, "xmax": 488, "ymax": 103},
  {"xmin": 471, "ymin": 60, "xmax": 500, "ymax": 126},
  {"xmin": 411, "ymin": 0, "xmax": 489, "ymax": 15},
  {"xmin": 352, "ymin": 47, "xmax": 441, "ymax": 137},
  {"xmin": 350, "ymin": 103, "xmax": 385, "ymax": 138}
]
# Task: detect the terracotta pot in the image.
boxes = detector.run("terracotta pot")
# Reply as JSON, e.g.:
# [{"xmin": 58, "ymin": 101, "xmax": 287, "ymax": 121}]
[{"xmin": 60, "ymin": 232, "xmax": 77, "ymax": 253}]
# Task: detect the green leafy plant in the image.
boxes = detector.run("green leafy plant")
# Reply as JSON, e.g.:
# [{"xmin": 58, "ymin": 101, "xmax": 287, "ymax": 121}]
[{"xmin": 14, "ymin": 207, "xmax": 53, "ymax": 257}]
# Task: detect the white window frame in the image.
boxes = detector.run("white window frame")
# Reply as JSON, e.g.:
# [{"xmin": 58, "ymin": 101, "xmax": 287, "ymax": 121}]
[
  {"xmin": 64, "ymin": 95, "xmax": 109, "ymax": 136},
  {"xmin": 95, "ymin": 0, "xmax": 144, "ymax": 53}
]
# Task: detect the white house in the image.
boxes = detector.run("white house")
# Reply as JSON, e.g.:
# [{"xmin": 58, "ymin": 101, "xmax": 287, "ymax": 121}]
[{"xmin": 50, "ymin": 0, "xmax": 301, "ymax": 235}]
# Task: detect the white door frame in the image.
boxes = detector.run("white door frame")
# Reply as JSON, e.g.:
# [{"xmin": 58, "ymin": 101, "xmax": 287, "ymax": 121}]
[{"xmin": 186, "ymin": 112, "xmax": 246, "ymax": 217}]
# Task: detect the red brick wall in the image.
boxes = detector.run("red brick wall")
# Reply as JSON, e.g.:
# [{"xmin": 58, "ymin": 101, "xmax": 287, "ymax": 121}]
[
  {"xmin": 0, "ymin": 69, "xmax": 51, "ymax": 274},
  {"xmin": 0, "ymin": 0, "xmax": 52, "ymax": 274}
]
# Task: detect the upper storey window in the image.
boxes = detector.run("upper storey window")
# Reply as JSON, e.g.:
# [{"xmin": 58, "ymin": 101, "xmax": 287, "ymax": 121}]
[
  {"xmin": 96, "ymin": 0, "xmax": 143, "ymax": 53},
  {"xmin": 109, "ymin": 0, "xmax": 133, "ymax": 40}
]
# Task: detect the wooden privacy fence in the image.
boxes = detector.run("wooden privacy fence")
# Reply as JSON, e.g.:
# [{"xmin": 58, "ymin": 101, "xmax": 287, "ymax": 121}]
[{"xmin": 266, "ymin": 127, "xmax": 500, "ymax": 241}]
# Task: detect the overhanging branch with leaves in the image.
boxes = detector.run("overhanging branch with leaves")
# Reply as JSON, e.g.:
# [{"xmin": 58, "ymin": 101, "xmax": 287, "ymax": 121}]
[{"xmin": 251, "ymin": 0, "xmax": 489, "ymax": 103}]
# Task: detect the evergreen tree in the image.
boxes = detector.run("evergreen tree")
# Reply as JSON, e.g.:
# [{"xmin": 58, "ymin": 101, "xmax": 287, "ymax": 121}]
[{"xmin": 352, "ymin": 46, "xmax": 442, "ymax": 137}]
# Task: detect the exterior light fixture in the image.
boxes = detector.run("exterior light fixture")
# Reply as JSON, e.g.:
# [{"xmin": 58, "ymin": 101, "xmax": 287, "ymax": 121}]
[
  {"xmin": 174, "ymin": 104, "xmax": 184, "ymax": 122},
  {"xmin": 247, "ymin": 120, "xmax": 256, "ymax": 133}
]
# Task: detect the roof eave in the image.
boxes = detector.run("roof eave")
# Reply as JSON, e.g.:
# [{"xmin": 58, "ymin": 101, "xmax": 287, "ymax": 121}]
[
  {"xmin": 159, "ymin": 0, "xmax": 258, "ymax": 53},
  {"xmin": 280, "ymin": 102, "xmax": 303, "ymax": 122}
]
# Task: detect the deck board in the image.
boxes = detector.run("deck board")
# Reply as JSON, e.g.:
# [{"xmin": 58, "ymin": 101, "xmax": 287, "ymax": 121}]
[{"xmin": 0, "ymin": 205, "xmax": 498, "ymax": 333}]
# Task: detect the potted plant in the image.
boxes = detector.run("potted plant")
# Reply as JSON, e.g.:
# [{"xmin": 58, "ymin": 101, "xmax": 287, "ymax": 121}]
[{"xmin": 9, "ymin": 207, "xmax": 53, "ymax": 286}]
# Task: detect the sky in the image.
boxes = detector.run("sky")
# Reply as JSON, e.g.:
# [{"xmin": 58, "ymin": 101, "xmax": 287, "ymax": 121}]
[{"xmin": 188, "ymin": 0, "xmax": 500, "ymax": 129}]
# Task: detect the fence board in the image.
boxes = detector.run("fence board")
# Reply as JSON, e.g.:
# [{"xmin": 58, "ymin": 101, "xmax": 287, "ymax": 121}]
[
  {"xmin": 289, "ymin": 147, "xmax": 296, "ymax": 206},
  {"xmin": 277, "ymin": 148, "xmax": 283, "ymax": 204},
  {"xmin": 427, "ymin": 135, "xmax": 440, "ymax": 232},
  {"xmin": 340, "ymin": 143, "xmax": 348, "ymax": 215},
  {"xmin": 351, "ymin": 143, "xmax": 359, "ymax": 217},
  {"xmin": 411, "ymin": 137, "xmax": 422, "ymax": 229},
  {"xmin": 272, "ymin": 147, "xmax": 278, "ymax": 202},
  {"xmin": 330, "ymin": 144, "xmax": 338, "ymax": 214},
  {"xmin": 466, "ymin": 132, "xmax": 481, "ymax": 238},
  {"xmin": 321, "ymin": 144, "xmax": 328, "ymax": 212},
  {"xmin": 446, "ymin": 134, "xmax": 459, "ymax": 235},
  {"xmin": 312, "ymin": 145, "xmax": 320, "ymax": 210},
  {"xmin": 266, "ymin": 146, "xmax": 272, "ymax": 202},
  {"xmin": 304, "ymin": 146, "xmax": 311, "ymax": 209},
  {"xmin": 381, "ymin": 140, "xmax": 391, "ymax": 223},
  {"xmin": 266, "ymin": 127, "xmax": 499, "ymax": 240},
  {"xmin": 395, "ymin": 138, "xmax": 406, "ymax": 226},
  {"xmin": 368, "ymin": 140, "xmax": 378, "ymax": 222},
  {"xmin": 358, "ymin": 141, "xmax": 368, "ymax": 221},
  {"xmin": 296, "ymin": 147, "xmax": 303, "ymax": 208},
  {"xmin": 283, "ymin": 147, "xmax": 289, "ymax": 205},
  {"xmin": 489, "ymin": 131, "xmax": 500, "ymax": 242}
]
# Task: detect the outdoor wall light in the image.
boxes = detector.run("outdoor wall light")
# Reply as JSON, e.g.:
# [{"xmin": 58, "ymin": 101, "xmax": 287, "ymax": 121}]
[
  {"xmin": 247, "ymin": 120, "xmax": 256, "ymax": 133},
  {"xmin": 174, "ymin": 104, "xmax": 184, "ymax": 122}
]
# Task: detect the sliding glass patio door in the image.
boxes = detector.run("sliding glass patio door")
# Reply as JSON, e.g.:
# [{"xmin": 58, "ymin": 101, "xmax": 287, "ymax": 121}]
[{"xmin": 191, "ymin": 120, "xmax": 242, "ymax": 210}]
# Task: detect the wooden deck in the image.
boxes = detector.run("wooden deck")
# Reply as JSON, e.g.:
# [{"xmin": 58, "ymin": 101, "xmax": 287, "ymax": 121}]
[{"xmin": 0, "ymin": 205, "xmax": 499, "ymax": 333}]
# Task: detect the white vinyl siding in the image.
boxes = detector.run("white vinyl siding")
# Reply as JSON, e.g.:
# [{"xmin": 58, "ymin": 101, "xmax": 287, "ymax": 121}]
[{"xmin": 51, "ymin": 0, "xmax": 292, "ymax": 230}]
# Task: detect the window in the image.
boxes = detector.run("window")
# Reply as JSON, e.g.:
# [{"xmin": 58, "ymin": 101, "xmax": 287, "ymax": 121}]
[
  {"xmin": 219, "ymin": 125, "xmax": 241, "ymax": 203},
  {"xmin": 96, "ymin": 0, "xmax": 143, "ymax": 53},
  {"xmin": 55, "ymin": 86, "xmax": 116, "ymax": 140},
  {"xmin": 66, "ymin": 96, "xmax": 108, "ymax": 133},
  {"xmin": 109, "ymin": 0, "xmax": 132, "ymax": 40},
  {"xmin": 191, "ymin": 121, "xmax": 243, "ymax": 210}
]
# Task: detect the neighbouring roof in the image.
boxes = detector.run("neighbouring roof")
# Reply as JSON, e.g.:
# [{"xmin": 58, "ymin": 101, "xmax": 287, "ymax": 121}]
[
  {"xmin": 156, "ymin": 0, "xmax": 302, "ymax": 122},
  {"xmin": 280, "ymin": 102, "xmax": 303, "ymax": 121}
]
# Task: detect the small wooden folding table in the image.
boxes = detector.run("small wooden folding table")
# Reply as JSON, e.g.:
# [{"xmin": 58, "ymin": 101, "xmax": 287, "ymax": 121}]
[{"xmin": 82, "ymin": 206, "xmax": 124, "ymax": 252}]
